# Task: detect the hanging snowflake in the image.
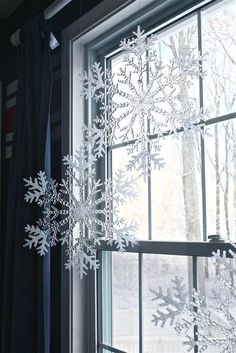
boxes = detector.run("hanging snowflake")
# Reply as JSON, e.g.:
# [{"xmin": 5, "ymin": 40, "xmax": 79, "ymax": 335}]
[
  {"xmin": 23, "ymin": 25, "xmax": 206, "ymax": 276},
  {"xmin": 81, "ymin": 26, "xmax": 205, "ymax": 179},
  {"xmin": 151, "ymin": 243, "xmax": 236, "ymax": 352},
  {"xmin": 24, "ymin": 125, "xmax": 137, "ymax": 278}
]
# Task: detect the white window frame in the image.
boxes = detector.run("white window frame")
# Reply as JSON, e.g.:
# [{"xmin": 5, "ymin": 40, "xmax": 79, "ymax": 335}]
[{"xmin": 61, "ymin": 0, "xmax": 218, "ymax": 352}]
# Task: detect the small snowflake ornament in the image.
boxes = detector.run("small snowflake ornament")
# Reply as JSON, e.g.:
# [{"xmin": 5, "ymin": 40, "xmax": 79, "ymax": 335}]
[
  {"xmin": 24, "ymin": 125, "xmax": 137, "ymax": 278},
  {"xmin": 81, "ymin": 26, "xmax": 205, "ymax": 179},
  {"xmin": 151, "ymin": 243, "xmax": 236, "ymax": 352}
]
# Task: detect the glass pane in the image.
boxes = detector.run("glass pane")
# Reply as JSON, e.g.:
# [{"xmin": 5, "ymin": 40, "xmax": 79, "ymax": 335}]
[
  {"xmin": 101, "ymin": 251, "xmax": 112, "ymax": 347},
  {"xmin": 202, "ymin": 0, "xmax": 236, "ymax": 118},
  {"xmin": 112, "ymin": 146, "xmax": 148, "ymax": 240},
  {"xmin": 112, "ymin": 252, "xmax": 139, "ymax": 352},
  {"xmin": 152, "ymin": 134, "xmax": 202, "ymax": 240},
  {"xmin": 143, "ymin": 254, "xmax": 191, "ymax": 353},
  {"xmin": 205, "ymin": 119, "xmax": 236, "ymax": 240},
  {"xmin": 111, "ymin": 52, "xmax": 146, "ymax": 144},
  {"xmin": 150, "ymin": 15, "xmax": 199, "ymax": 133},
  {"xmin": 110, "ymin": 15, "xmax": 199, "ymax": 144},
  {"xmin": 197, "ymin": 255, "xmax": 236, "ymax": 353}
]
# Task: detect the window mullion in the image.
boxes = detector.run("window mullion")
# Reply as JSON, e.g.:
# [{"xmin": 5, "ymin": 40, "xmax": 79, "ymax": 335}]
[
  {"xmin": 146, "ymin": 47, "xmax": 152, "ymax": 241},
  {"xmin": 197, "ymin": 10, "xmax": 207, "ymax": 241},
  {"xmin": 97, "ymin": 251, "xmax": 103, "ymax": 353},
  {"xmin": 138, "ymin": 253, "xmax": 143, "ymax": 353},
  {"xmin": 192, "ymin": 255, "xmax": 198, "ymax": 353},
  {"xmin": 148, "ymin": 167, "xmax": 152, "ymax": 241}
]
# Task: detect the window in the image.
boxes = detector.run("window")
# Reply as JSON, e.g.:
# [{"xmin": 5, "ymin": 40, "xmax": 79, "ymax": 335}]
[
  {"xmin": 95, "ymin": 1, "xmax": 236, "ymax": 352},
  {"xmin": 62, "ymin": 0, "xmax": 236, "ymax": 352},
  {"xmin": 103, "ymin": 0, "xmax": 236, "ymax": 244}
]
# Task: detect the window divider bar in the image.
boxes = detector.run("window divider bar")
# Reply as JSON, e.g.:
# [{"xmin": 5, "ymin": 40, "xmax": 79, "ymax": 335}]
[
  {"xmin": 192, "ymin": 256, "xmax": 198, "ymax": 353},
  {"xmin": 197, "ymin": 10, "xmax": 207, "ymax": 242},
  {"xmin": 146, "ymin": 47, "xmax": 152, "ymax": 242},
  {"xmin": 204, "ymin": 112, "xmax": 236, "ymax": 125},
  {"xmin": 108, "ymin": 112, "xmax": 236, "ymax": 152},
  {"xmin": 97, "ymin": 251, "xmax": 103, "ymax": 353},
  {"xmin": 139, "ymin": 253, "xmax": 143, "ymax": 353},
  {"xmin": 147, "ymin": 169, "xmax": 152, "ymax": 241},
  {"xmin": 99, "ymin": 343, "xmax": 127, "ymax": 353},
  {"xmin": 97, "ymin": 241, "xmax": 234, "ymax": 257},
  {"xmin": 200, "ymin": 134, "xmax": 207, "ymax": 241},
  {"xmin": 97, "ymin": 251, "xmax": 113, "ymax": 351}
]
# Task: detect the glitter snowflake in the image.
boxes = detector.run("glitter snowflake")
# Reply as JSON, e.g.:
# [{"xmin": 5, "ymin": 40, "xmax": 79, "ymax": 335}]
[
  {"xmin": 81, "ymin": 26, "xmax": 205, "ymax": 179},
  {"xmin": 24, "ymin": 125, "xmax": 137, "ymax": 278},
  {"xmin": 151, "ymin": 243, "xmax": 236, "ymax": 352}
]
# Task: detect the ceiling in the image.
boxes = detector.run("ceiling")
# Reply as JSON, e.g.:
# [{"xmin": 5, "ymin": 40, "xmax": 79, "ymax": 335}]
[{"xmin": 0, "ymin": 0, "xmax": 25, "ymax": 18}]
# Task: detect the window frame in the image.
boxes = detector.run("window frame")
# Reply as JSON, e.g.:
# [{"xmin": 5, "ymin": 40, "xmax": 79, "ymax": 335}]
[
  {"xmin": 96, "ymin": 2, "xmax": 236, "ymax": 350},
  {"xmin": 61, "ymin": 0, "xmax": 229, "ymax": 352}
]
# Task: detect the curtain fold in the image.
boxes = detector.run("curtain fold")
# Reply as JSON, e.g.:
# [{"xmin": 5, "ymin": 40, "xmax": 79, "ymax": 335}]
[{"xmin": 1, "ymin": 14, "xmax": 52, "ymax": 353}]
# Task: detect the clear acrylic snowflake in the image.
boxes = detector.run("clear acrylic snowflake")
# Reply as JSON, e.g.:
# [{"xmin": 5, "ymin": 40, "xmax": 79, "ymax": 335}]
[
  {"xmin": 24, "ymin": 125, "xmax": 137, "ymax": 278},
  {"xmin": 151, "ymin": 243, "xmax": 236, "ymax": 352},
  {"xmin": 81, "ymin": 26, "xmax": 205, "ymax": 179}
]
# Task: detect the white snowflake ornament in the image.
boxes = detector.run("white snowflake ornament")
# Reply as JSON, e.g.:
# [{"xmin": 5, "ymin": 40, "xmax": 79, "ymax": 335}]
[
  {"xmin": 81, "ymin": 26, "xmax": 205, "ymax": 179},
  {"xmin": 24, "ymin": 125, "xmax": 137, "ymax": 278},
  {"xmin": 151, "ymin": 243, "xmax": 236, "ymax": 352}
]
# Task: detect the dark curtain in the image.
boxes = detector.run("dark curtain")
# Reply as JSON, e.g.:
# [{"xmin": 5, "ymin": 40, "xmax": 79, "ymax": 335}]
[{"xmin": 1, "ymin": 14, "xmax": 52, "ymax": 353}]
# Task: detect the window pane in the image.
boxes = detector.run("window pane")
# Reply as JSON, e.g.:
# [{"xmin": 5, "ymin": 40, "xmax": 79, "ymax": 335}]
[
  {"xmin": 197, "ymin": 255, "xmax": 236, "ymax": 353},
  {"xmin": 150, "ymin": 15, "xmax": 199, "ymax": 133},
  {"xmin": 101, "ymin": 252, "xmax": 112, "ymax": 347},
  {"xmin": 112, "ymin": 146, "xmax": 149, "ymax": 240},
  {"xmin": 112, "ymin": 252, "xmax": 139, "ymax": 352},
  {"xmin": 143, "ymin": 254, "xmax": 191, "ymax": 353},
  {"xmin": 110, "ymin": 15, "xmax": 199, "ymax": 143},
  {"xmin": 111, "ymin": 52, "xmax": 146, "ymax": 144},
  {"xmin": 205, "ymin": 119, "xmax": 236, "ymax": 240},
  {"xmin": 202, "ymin": 0, "xmax": 236, "ymax": 118},
  {"xmin": 152, "ymin": 134, "xmax": 202, "ymax": 240}
]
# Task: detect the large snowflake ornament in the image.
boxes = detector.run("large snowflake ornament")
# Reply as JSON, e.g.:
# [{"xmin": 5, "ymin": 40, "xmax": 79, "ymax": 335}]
[
  {"xmin": 24, "ymin": 125, "xmax": 137, "ymax": 278},
  {"xmin": 151, "ymin": 243, "xmax": 236, "ymax": 352},
  {"xmin": 81, "ymin": 26, "xmax": 205, "ymax": 178}
]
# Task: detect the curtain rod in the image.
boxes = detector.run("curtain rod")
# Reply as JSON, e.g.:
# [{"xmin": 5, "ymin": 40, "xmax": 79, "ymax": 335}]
[
  {"xmin": 44, "ymin": 0, "xmax": 72, "ymax": 20},
  {"xmin": 10, "ymin": 0, "xmax": 72, "ymax": 47}
]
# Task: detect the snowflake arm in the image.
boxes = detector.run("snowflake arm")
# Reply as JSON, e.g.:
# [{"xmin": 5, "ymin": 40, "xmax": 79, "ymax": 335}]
[
  {"xmin": 151, "ymin": 276, "xmax": 188, "ymax": 327},
  {"xmin": 24, "ymin": 171, "xmax": 48, "ymax": 205},
  {"xmin": 24, "ymin": 223, "xmax": 49, "ymax": 256}
]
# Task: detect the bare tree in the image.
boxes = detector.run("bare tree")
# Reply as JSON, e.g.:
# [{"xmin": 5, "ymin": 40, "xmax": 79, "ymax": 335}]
[
  {"xmin": 160, "ymin": 24, "xmax": 204, "ymax": 301},
  {"xmin": 205, "ymin": 9, "xmax": 236, "ymax": 239},
  {"xmin": 162, "ymin": 24, "xmax": 201, "ymax": 242}
]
